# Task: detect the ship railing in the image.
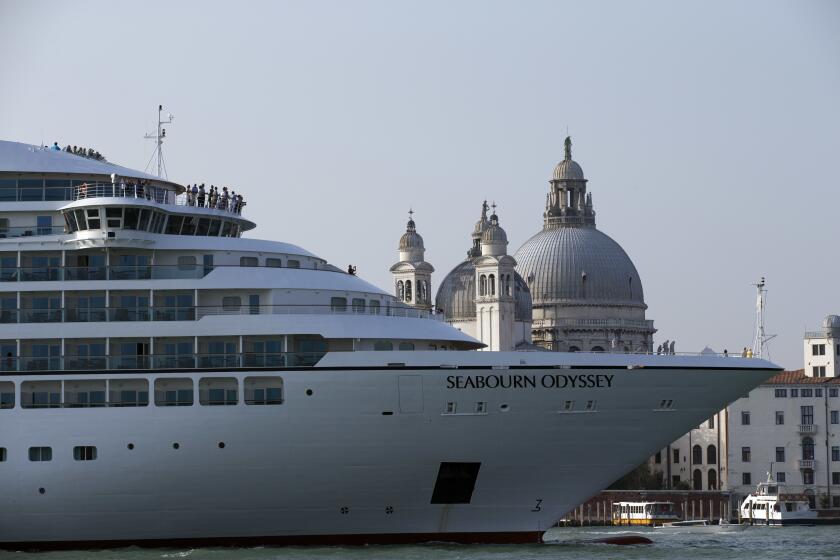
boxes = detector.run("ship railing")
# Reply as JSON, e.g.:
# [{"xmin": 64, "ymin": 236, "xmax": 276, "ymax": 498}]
[
  {"xmin": 0, "ymin": 226, "xmax": 66, "ymax": 239},
  {"xmin": 175, "ymin": 193, "xmax": 245, "ymax": 215},
  {"xmin": 1, "ymin": 304, "xmax": 441, "ymax": 324},
  {"xmin": 70, "ymin": 183, "xmax": 173, "ymax": 204},
  {"xmin": 0, "ymin": 352, "xmax": 326, "ymax": 374}
]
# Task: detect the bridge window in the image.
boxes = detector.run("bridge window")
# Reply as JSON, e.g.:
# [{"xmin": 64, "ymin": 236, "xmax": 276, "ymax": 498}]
[
  {"xmin": 240, "ymin": 256, "xmax": 258, "ymax": 267},
  {"xmin": 222, "ymin": 296, "xmax": 242, "ymax": 311},
  {"xmin": 287, "ymin": 260, "xmax": 300, "ymax": 269},
  {"xmin": 352, "ymin": 298, "xmax": 366, "ymax": 313},
  {"xmin": 330, "ymin": 297, "xmax": 347, "ymax": 312},
  {"xmin": 266, "ymin": 258, "xmax": 282, "ymax": 268},
  {"xmin": 244, "ymin": 376, "xmax": 283, "ymax": 405},
  {"xmin": 399, "ymin": 342, "xmax": 415, "ymax": 351},
  {"xmin": 374, "ymin": 341, "xmax": 394, "ymax": 351}
]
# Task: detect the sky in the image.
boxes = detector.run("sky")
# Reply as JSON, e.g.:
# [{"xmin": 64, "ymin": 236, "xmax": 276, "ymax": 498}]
[{"xmin": 1, "ymin": 0, "xmax": 838, "ymax": 370}]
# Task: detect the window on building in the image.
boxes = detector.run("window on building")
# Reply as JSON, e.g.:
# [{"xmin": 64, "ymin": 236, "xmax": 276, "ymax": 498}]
[
  {"xmin": 654, "ymin": 451, "xmax": 662, "ymax": 464},
  {"xmin": 803, "ymin": 437, "xmax": 815, "ymax": 461},
  {"xmin": 742, "ymin": 447, "xmax": 751, "ymax": 462},
  {"xmin": 707, "ymin": 445, "xmax": 717, "ymax": 465},
  {"xmin": 832, "ymin": 388, "xmax": 839, "ymax": 398},
  {"xmin": 742, "ymin": 472, "xmax": 751, "ymax": 485},
  {"xmin": 814, "ymin": 366, "xmax": 826, "ymax": 377},
  {"xmin": 791, "ymin": 388, "xmax": 799, "ymax": 397},
  {"xmin": 775, "ymin": 388, "xmax": 787, "ymax": 398},
  {"xmin": 708, "ymin": 416, "xmax": 715, "ymax": 429},
  {"xmin": 833, "ymin": 446, "xmax": 840, "ymax": 462},
  {"xmin": 73, "ymin": 446, "xmax": 97, "ymax": 461},
  {"xmin": 777, "ymin": 472, "xmax": 786, "ymax": 483},
  {"xmin": 671, "ymin": 475, "xmax": 680, "ymax": 487},
  {"xmin": 741, "ymin": 411, "xmax": 751, "ymax": 425},
  {"xmin": 802, "ymin": 405, "xmax": 814, "ymax": 425},
  {"xmin": 813, "ymin": 344, "xmax": 826, "ymax": 356},
  {"xmin": 673, "ymin": 448, "xmax": 680, "ymax": 464},
  {"xmin": 816, "ymin": 389, "xmax": 823, "ymax": 397},
  {"xmin": 693, "ymin": 445, "xmax": 703, "ymax": 465},
  {"xmin": 802, "ymin": 388, "xmax": 813, "ymax": 397},
  {"xmin": 803, "ymin": 469, "xmax": 815, "ymax": 485},
  {"xmin": 0, "ymin": 447, "xmax": 6, "ymax": 461},
  {"xmin": 28, "ymin": 446, "xmax": 52, "ymax": 461},
  {"xmin": 832, "ymin": 411, "xmax": 839, "ymax": 425},
  {"xmin": 776, "ymin": 411, "xmax": 784, "ymax": 425},
  {"xmin": 776, "ymin": 447, "xmax": 786, "ymax": 462},
  {"xmin": 833, "ymin": 472, "xmax": 840, "ymax": 485}
]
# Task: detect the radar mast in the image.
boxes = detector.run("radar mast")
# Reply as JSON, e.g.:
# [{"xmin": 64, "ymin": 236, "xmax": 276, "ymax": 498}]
[{"xmin": 144, "ymin": 104, "xmax": 174, "ymax": 178}]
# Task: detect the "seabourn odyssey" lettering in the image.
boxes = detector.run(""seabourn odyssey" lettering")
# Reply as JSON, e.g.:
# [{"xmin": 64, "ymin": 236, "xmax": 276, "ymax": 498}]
[{"xmin": 446, "ymin": 373, "xmax": 614, "ymax": 390}]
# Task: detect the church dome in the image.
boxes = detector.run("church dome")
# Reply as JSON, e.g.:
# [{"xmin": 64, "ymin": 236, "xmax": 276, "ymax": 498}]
[
  {"xmin": 481, "ymin": 215, "xmax": 508, "ymax": 244},
  {"xmin": 398, "ymin": 219, "xmax": 424, "ymax": 251},
  {"xmin": 514, "ymin": 226, "xmax": 645, "ymax": 307},
  {"xmin": 824, "ymin": 314, "xmax": 840, "ymax": 333},
  {"xmin": 552, "ymin": 158, "xmax": 585, "ymax": 181},
  {"xmin": 435, "ymin": 260, "xmax": 532, "ymax": 322}
]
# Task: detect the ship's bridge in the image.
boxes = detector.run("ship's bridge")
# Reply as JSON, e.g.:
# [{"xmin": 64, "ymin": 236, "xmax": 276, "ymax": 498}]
[{"xmin": 0, "ymin": 140, "xmax": 254, "ymax": 239}]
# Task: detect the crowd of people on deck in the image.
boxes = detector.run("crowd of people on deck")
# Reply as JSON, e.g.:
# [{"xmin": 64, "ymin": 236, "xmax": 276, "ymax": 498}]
[
  {"xmin": 184, "ymin": 184, "xmax": 245, "ymax": 214},
  {"xmin": 50, "ymin": 142, "xmax": 105, "ymax": 161}
]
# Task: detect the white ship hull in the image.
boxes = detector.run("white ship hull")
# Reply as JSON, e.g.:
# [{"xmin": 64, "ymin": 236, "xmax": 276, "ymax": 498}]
[{"xmin": 0, "ymin": 352, "xmax": 776, "ymax": 547}]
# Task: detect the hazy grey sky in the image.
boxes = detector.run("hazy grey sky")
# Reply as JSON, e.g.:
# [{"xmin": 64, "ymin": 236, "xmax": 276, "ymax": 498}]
[{"xmin": 1, "ymin": 0, "xmax": 838, "ymax": 369}]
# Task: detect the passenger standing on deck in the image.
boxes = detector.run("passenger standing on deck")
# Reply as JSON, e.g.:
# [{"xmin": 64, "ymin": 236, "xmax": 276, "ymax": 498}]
[
  {"xmin": 198, "ymin": 184, "xmax": 205, "ymax": 207},
  {"xmin": 191, "ymin": 184, "xmax": 198, "ymax": 206}
]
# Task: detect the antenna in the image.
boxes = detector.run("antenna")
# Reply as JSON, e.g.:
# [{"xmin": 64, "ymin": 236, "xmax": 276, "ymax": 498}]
[
  {"xmin": 144, "ymin": 104, "xmax": 174, "ymax": 178},
  {"xmin": 752, "ymin": 277, "xmax": 777, "ymax": 359}
]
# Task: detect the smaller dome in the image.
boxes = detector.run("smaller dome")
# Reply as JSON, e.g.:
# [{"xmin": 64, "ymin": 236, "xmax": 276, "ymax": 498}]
[
  {"xmin": 482, "ymin": 215, "xmax": 508, "ymax": 244},
  {"xmin": 823, "ymin": 314, "xmax": 840, "ymax": 332},
  {"xmin": 552, "ymin": 158, "xmax": 584, "ymax": 181},
  {"xmin": 398, "ymin": 215, "xmax": 424, "ymax": 251}
]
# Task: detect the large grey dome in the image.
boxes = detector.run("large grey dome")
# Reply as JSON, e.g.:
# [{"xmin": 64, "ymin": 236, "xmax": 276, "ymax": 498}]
[
  {"xmin": 824, "ymin": 315, "xmax": 840, "ymax": 332},
  {"xmin": 552, "ymin": 159, "xmax": 584, "ymax": 181},
  {"xmin": 514, "ymin": 226, "xmax": 645, "ymax": 306},
  {"xmin": 435, "ymin": 260, "xmax": 532, "ymax": 322}
]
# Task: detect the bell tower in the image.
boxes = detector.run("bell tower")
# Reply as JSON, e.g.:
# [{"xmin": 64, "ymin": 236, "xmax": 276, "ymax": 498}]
[
  {"xmin": 389, "ymin": 210, "xmax": 434, "ymax": 311},
  {"xmin": 474, "ymin": 205, "xmax": 517, "ymax": 351}
]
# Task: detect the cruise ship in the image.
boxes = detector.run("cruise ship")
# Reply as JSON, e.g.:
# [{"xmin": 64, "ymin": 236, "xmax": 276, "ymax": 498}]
[{"xmin": 0, "ymin": 138, "xmax": 779, "ymax": 548}]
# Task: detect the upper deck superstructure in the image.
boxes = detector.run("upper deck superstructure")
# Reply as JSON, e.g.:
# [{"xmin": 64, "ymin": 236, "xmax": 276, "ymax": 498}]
[{"xmin": 0, "ymin": 140, "xmax": 481, "ymax": 374}]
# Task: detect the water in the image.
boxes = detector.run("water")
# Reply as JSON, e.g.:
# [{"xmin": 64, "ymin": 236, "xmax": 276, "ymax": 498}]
[{"xmin": 3, "ymin": 527, "xmax": 839, "ymax": 560}]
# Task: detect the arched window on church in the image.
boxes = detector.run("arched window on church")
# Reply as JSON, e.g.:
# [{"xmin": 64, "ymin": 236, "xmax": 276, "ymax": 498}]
[
  {"xmin": 479, "ymin": 274, "xmax": 487, "ymax": 296},
  {"xmin": 405, "ymin": 280, "xmax": 412, "ymax": 302},
  {"xmin": 693, "ymin": 468, "xmax": 702, "ymax": 490},
  {"xmin": 708, "ymin": 469, "xmax": 717, "ymax": 490},
  {"xmin": 506, "ymin": 274, "xmax": 512, "ymax": 296},
  {"xmin": 397, "ymin": 280, "xmax": 404, "ymax": 301},
  {"xmin": 693, "ymin": 445, "xmax": 703, "ymax": 465},
  {"xmin": 568, "ymin": 346, "xmax": 580, "ymax": 352},
  {"xmin": 489, "ymin": 274, "xmax": 496, "ymax": 296},
  {"xmin": 419, "ymin": 280, "xmax": 427, "ymax": 303},
  {"xmin": 591, "ymin": 345, "xmax": 604, "ymax": 352}
]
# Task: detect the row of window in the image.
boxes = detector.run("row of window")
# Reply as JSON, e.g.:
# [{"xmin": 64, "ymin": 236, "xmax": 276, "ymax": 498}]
[
  {"xmin": 742, "ymin": 406, "xmax": 838, "ymax": 426},
  {"xmin": 773, "ymin": 387, "xmax": 839, "ymax": 398},
  {"xmin": 0, "ymin": 376, "xmax": 284, "ymax": 409},
  {"xmin": 740, "ymin": 470, "xmax": 840, "ymax": 488},
  {"xmin": 654, "ymin": 445, "xmax": 718, "ymax": 465},
  {"xmin": 740, "ymin": 439, "xmax": 838, "ymax": 463},
  {"xmin": 64, "ymin": 207, "xmax": 243, "ymax": 238},
  {"xmin": 812, "ymin": 343, "xmax": 840, "ymax": 356},
  {"xmin": 0, "ymin": 446, "xmax": 96, "ymax": 462}
]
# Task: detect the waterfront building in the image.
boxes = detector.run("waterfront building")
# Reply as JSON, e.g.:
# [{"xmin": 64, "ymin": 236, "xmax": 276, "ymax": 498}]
[
  {"xmin": 805, "ymin": 315, "xmax": 840, "ymax": 378},
  {"xmin": 649, "ymin": 410, "xmax": 727, "ymax": 491}
]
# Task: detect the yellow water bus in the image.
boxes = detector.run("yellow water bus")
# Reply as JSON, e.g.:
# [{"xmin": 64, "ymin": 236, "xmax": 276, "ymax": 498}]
[{"xmin": 612, "ymin": 501, "xmax": 680, "ymax": 526}]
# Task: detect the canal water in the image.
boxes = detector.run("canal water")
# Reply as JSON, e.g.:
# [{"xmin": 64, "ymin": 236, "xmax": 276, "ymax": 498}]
[{"xmin": 3, "ymin": 526, "xmax": 838, "ymax": 560}]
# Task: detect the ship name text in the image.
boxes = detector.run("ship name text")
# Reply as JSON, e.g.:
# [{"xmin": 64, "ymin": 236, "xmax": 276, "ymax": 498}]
[{"xmin": 446, "ymin": 373, "xmax": 614, "ymax": 390}]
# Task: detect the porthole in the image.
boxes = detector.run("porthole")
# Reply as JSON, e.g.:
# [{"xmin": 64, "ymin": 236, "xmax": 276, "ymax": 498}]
[
  {"xmin": 172, "ymin": 442, "xmax": 180, "ymax": 450},
  {"xmin": 500, "ymin": 404, "xmax": 510, "ymax": 412},
  {"xmin": 38, "ymin": 488, "xmax": 45, "ymax": 494},
  {"xmin": 218, "ymin": 442, "xmax": 225, "ymax": 449},
  {"xmin": 127, "ymin": 443, "xmax": 135, "ymax": 450},
  {"xmin": 306, "ymin": 389, "xmax": 313, "ymax": 396}
]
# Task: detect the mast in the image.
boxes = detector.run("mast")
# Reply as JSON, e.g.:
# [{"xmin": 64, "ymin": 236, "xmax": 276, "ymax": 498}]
[
  {"xmin": 751, "ymin": 277, "xmax": 776, "ymax": 359},
  {"xmin": 144, "ymin": 104, "xmax": 174, "ymax": 178}
]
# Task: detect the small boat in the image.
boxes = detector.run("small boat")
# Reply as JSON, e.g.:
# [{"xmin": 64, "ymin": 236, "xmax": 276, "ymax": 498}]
[
  {"xmin": 655, "ymin": 519, "xmax": 747, "ymax": 532},
  {"xmin": 739, "ymin": 473, "xmax": 818, "ymax": 526},
  {"xmin": 612, "ymin": 501, "xmax": 679, "ymax": 526}
]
